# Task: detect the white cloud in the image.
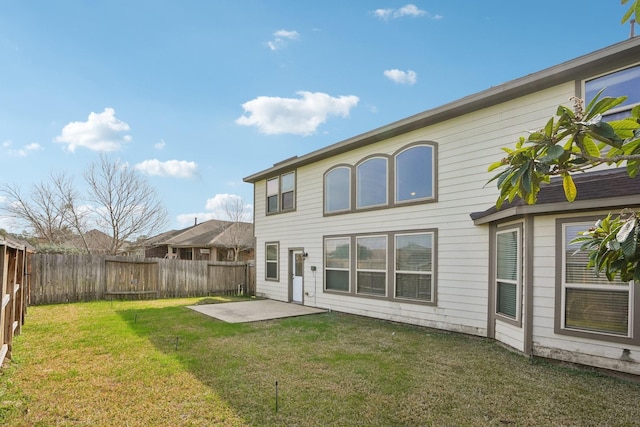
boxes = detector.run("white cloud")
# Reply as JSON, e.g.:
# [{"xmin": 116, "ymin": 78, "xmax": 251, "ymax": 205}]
[
  {"xmin": 154, "ymin": 139, "xmax": 166, "ymax": 150},
  {"xmin": 373, "ymin": 4, "xmax": 442, "ymax": 20},
  {"xmin": 267, "ymin": 29, "xmax": 300, "ymax": 50},
  {"xmin": 176, "ymin": 193, "xmax": 253, "ymax": 226},
  {"xmin": 3, "ymin": 140, "xmax": 43, "ymax": 157},
  {"xmin": 55, "ymin": 107, "xmax": 131, "ymax": 152},
  {"xmin": 236, "ymin": 91, "xmax": 359, "ymax": 136},
  {"xmin": 134, "ymin": 159, "xmax": 198, "ymax": 178},
  {"xmin": 384, "ymin": 69, "xmax": 417, "ymax": 85}
]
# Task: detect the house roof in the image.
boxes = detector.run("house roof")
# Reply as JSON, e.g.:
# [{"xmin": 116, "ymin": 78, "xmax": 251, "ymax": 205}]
[
  {"xmin": 243, "ymin": 37, "xmax": 640, "ymax": 184},
  {"xmin": 470, "ymin": 168, "xmax": 640, "ymax": 225},
  {"xmin": 210, "ymin": 222, "xmax": 254, "ymax": 248},
  {"xmin": 64, "ymin": 229, "xmax": 113, "ymax": 253},
  {"xmin": 164, "ymin": 220, "xmax": 232, "ymax": 247}
]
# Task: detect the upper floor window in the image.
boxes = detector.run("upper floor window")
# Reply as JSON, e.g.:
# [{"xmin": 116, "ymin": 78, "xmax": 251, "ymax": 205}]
[
  {"xmin": 323, "ymin": 142, "xmax": 437, "ymax": 216},
  {"xmin": 585, "ymin": 64, "xmax": 640, "ymax": 121},
  {"xmin": 325, "ymin": 167, "xmax": 351, "ymax": 213},
  {"xmin": 357, "ymin": 157, "xmax": 387, "ymax": 209},
  {"xmin": 395, "ymin": 145, "xmax": 434, "ymax": 203},
  {"xmin": 266, "ymin": 171, "xmax": 296, "ymax": 214}
]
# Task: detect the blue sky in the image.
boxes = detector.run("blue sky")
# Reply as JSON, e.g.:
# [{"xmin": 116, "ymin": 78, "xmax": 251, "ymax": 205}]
[{"xmin": 0, "ymin": 1, "xmax": 633, "ymax": 232}]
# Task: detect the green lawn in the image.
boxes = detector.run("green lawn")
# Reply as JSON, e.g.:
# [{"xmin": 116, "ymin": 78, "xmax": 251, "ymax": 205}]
[{"xmin": 1, "ymin": 297, "xmax": 639, "ymax": 426}]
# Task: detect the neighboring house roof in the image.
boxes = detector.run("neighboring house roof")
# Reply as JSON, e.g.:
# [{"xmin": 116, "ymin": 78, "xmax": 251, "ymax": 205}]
[
  {"xmin": 142, "ymin": 228, "xmax": 189, "ymax": 247},
  {"xmin": 471, "ymin": 168, "xmax": 640, "ymax": 225},
  {"xmin": 145, "ymin": 219, "xmax": 254, "ymax": 249},
  {"xmin": 243, "ymin": 37, "xmax": 640, "ymax": 184},
  {"xmin": 210, "ymin": 222, "xmax": 254, "ymax": 248},
  {"xmin": 64, "ymin": 229, "xmax": 113, "ymax": 253},
  {"xmin": 165, "ymin": 220, "xmax": 232, "ymax": 247}
]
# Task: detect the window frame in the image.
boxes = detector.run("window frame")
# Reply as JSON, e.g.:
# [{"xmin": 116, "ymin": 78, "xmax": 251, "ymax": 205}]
[
  {"xmin": 356, "ymin": 156, "xmax": 389, "ymax": 209},
  {"xmin": 395, "ymin": 144, "xmax": 436, "ymax": 205},
  {"xmin": 265, "ymin": 171, "xmax": 296, "ymax": 215},
  {"xmin": 323, "ymin": 229, "xmax": 437, "ymax": 305},
  {"xmin": 555, "ymin": 217, "xmax": 639, "ymax": 345},
  {"xmin": 265, "ymin": 242, "xmax": 279, "ymax": 281},
  {"xmin": 356, "ymin": 235, "xmax": 388, "ymax": 297},
  {"xmin": 494, "ymin": 226, "xmax": 522, "ymax": 323},
  {"xmin": 583, "ymin": 63, "xmax": 640, "ymax": 121},
  {"xmin": 324, "ymin": 165, "xmax": 352, "ymax": 214},
  {"xmin": 394, "ymin": 231, "xmax": 435, "ymax": 303},
  {"xmin": 324, "ymin": 237, "xmax": 351, "ymax": 293},
  {"xmin": 323, "ymin": 142, "xmax": 438, "ymax": 217}
]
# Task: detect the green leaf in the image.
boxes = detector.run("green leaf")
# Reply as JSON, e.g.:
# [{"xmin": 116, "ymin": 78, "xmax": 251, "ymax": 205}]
[
  {"xmin": 581, "ymin": 136, "xmax": 601, "ymax": 157},
  {"xmin": 544, "ymin": 117, "xmax": 554, "ymax": 138},
  {"xmin": 540, "ymin": 145, "xmax": 565, "ymax": 162},
  {"xmin": 488, "ymin": 160, "xmax": 504, "ymax": 172},
  {"xmin": 627, "ymin": 160, "xmax": 640, "ymax": 178},
  {"xmin": 562, "ymin": 174, "xmax": 577, "ymax": 202},
  {"xmin": 585, "ymin": 96, "xmax": 627, "ymax": 120}
]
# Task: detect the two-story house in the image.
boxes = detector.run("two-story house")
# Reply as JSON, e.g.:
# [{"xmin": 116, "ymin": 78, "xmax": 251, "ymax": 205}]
[{"xmin": 244, "ymin": 37, "xmax": 640, "ymax": 375}]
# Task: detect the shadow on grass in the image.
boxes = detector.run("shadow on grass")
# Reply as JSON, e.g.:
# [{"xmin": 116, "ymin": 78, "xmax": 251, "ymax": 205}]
[
  {"xmin": 115, "ymin": 298, "xmax": 640, "ymax": 427},
  {"xmin": 115, "ymin": 298, "xmax": 348, "ymax": 426}
]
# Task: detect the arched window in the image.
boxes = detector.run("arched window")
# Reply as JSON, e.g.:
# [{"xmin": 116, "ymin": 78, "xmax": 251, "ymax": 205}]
[
  {"xmin": 395, "ymin": 145, "xmax": 434, "ymax": 203},
  {"xmin": 356, "ymin": 157, "xmax": 387, "ymax": 209},
  {"xmin": 325, "ymin": 167, "xmax": 351, "ymax": 213}
]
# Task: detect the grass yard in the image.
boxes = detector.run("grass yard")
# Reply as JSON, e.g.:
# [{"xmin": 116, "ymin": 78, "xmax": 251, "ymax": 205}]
[{"xmin": 1, "ymin": 298, "xmax": 640, "ymax": 426}]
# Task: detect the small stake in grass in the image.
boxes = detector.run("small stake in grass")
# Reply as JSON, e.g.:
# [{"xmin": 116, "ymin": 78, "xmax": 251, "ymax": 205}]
[
  {"xmin": 175, "ymin": 336, "xmax": 179, "ymax": 350},
  {"xmin": 275, "ymin": 381, "xmax": 278, "ymax": 412},
  {"xmin": 135, "ymin": 313, "xmax": 138, "ymax": 323}
]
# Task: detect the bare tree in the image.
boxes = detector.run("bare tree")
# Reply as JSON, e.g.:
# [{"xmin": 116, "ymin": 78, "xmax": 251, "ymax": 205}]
[
  {"xmin": 84, "ymin": 155, "xmax": 168, "ymax": 255},
  {"xmin": 50, "ymin": 172, "xmax": 92, "ymax": 253},
  {"xmin": 215, "ymin": 196, "xmax": 253, "ymax": 261},
  {"xmin": 1, "ymin": 178, "xmax": 72, "ymax": 246}
]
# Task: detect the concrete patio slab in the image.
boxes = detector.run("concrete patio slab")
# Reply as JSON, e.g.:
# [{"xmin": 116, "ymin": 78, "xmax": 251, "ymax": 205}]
[{"xmin": 187, "ymin": 299, "xmax": 326, "ymax": 323}]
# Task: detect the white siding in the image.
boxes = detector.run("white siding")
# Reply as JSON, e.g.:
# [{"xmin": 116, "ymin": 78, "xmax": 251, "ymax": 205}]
[
  {"xmin": 254, "ymin": 83, "xmax": 574, "ymax": 337},
  {"xmin": 532, "ymin": 213, "xmax": 640, "ymax": 375}
]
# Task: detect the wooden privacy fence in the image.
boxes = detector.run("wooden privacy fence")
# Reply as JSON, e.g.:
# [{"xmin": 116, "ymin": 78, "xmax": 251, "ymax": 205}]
[
  {"xmin": 0, "ymin": 238, "xmax": 31, "ymax": 365},
  {"xmin": 30, "ymin": 254, "xmax": 255, "ymax": 305}
]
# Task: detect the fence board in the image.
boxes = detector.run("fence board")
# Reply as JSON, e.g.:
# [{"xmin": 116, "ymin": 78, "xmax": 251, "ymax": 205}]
[{"xmin": 30, "ymin": 254, "xmax": 254, "ymax": 305}]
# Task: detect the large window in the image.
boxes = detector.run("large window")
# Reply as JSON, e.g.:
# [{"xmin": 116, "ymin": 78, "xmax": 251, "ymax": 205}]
[
  {"xmin": 325, "ymin": 167, "xmax": 351, "ymax": 213},
  {"xmin": 357, "ymin": 157, "xmax": 387, "ymax": 209},
  {"xmin": 324, "ymin": 142, "xmax": 437, "ymax": 215},
  {"xmin": 585, "ymin": 64, "xmax": 640, "ymax": 121},
  {"xmin": 266, "ymin": 171, "xmax": 295, "ymax": 214},
  {"xmin": 395, "ymin": 232, "xmax": 434, "ymax": 302},
  {"xmin": 324, "ymin": 229, "xmax": 437, "ymax": 304},
  {"xmin": 395, "ymin": 145, "xmax": 434, "ymax": 203},
  {"xmin": 265, "ymin": 242, "xmax": 279, "ymax": 281},
  {"xmin": 559, "ymin": 220, "xmax": 632, "ymax": 338},
  {"xmin": 325, "ymin": 237, "xmax": 350, "ymax": 292},
  {"xmin": 356, "ymin": 236, "xmax": 387, "ymax": 296},
  {"xmin": 496, "ymin": 228, "xmax": 520, "ymax": 319}
]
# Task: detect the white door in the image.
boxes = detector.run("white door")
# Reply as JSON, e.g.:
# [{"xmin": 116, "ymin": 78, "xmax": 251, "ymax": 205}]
[{"xmin": 292, "ymin": 250, "xmax": 304, "ymax": 303}]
